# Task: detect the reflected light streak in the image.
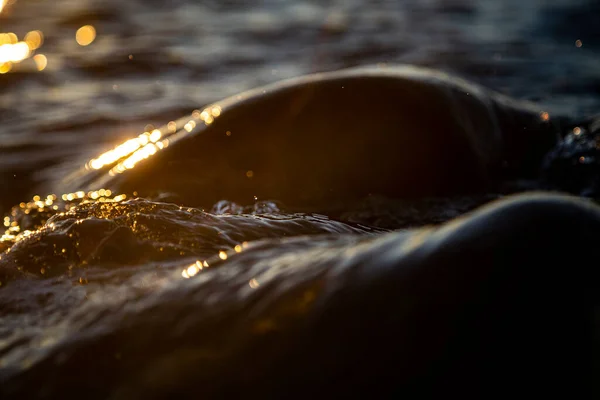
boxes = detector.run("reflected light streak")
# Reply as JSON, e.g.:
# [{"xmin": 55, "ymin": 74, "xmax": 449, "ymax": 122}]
[
  {"xmin": 182, "ymin": 260, "xmax": 206, "ymax": 279},
  {"xmin": 184, "ymin": 120, "xmax": 196, "ymax": 132},
  {"xmin": 211, "ymin": 106, "xmax": 221, "ymax": 117},
  {"xmin": 121, "ymin": 143, "xmax": 157, "ymax": 170},
  {"xmin": 182, "ymin": 247, "xmax": 242, "ymax": 279},
  {"xmin": 149, "ymin": 129, "xmax": 161, "ymax": 142},
  {"xmin": 96, "ymin": 104, "xmax": 223, "ymax": 174},
  {"xmin": 89, "ymin": 131, "xmax": 156, "ymax": 170}
]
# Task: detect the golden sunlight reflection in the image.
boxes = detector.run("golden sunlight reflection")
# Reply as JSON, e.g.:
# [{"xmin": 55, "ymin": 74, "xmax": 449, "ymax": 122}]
[
  {"xmin": 187, "ymin": 263, "xmax": 199, "ymax": 276},
  {"xmin": 76, "ymin": 25, "xmax": 96, "ymax": 46},
  {"xmin": 24, "ymin": 30, "xmax": 43, "ymax": 50},
  {"xmin": 0, "ymin": 62, "xmax": 11, "ymax": 74},
  {"xmin": 1, "ymin": 189, "xmax": 127, "ymax": 247},
  {"xmin": 180, "ymin": 248, "xmax": 240, "ymax": 280},
  {"xmin": 121, "ymin": 143, "xmax": 157, "ymax": 170},
  {"xmin": 211, "ymin": 106, "xmax": 222, "ymax": 117},
  {"xmin": 0, "ymin": 41, "xmax": 29, "ymax": 63},
  {"xmin": 181, "ymin": 248, "xmax": 242, "ymax": 279},
  {"xmin": 184, "ymin": 120, "xmax": 196, "ymax": 132},
  {"xmin": 182, "ymin": 260, "xmax": 206, "ymax": 279},
  {"xmin": 89, "ymin": 131, "xmax": 157, "ymax": 170},
  {"xmin": 33, "ymin": 54, "xmax": 47, "ymax": 71},
  {"xmin": 90, "ymin": 104, "xmax": 223, "ymax": 175},
  {"xmin": 0, "ymin": 30, "xmax": 46, "ymax": 73},
  {"xmin": 0, "ymin": 0, "xmax": 6, "ymax": 13},
  {"xmin": 149, "ymin": 129, "xmax": 162, "ymax": 142}
]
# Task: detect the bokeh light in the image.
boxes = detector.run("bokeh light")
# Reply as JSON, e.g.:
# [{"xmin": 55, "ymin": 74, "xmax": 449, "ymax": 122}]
[
  {"xmin": 76, "ymin": 25, "xmax": 96, "ymax": 46},
  {"xmin": 0, "ymin": 41, "xmax": 30, "ymax": 63},
  {"xmin": 24, "ymin": 30, "xmax": 43, "ymax": 50},
  {"xmin": 0, "ymin": 30, "xmax": 46, "ymax": 73},
  {"xmin": 0, "ymin": 61, "xmax": 11, "ymax": 74},
  {"xmin": 33, "ymin": 53, "xmax": 47, "ymax": 71}
]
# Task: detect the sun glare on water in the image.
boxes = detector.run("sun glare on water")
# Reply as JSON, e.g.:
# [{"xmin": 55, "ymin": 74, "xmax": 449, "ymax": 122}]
[
  {"xmin": 0, "ymin": 1, "xmax": 49, "ymax": 73},
  {"xmin": 87, "ymin": 105, "xmax": 223, "ymax": 175},
  {"xmin": 0, "ymin": 30, "xmax": 46, "ymax": 73}
]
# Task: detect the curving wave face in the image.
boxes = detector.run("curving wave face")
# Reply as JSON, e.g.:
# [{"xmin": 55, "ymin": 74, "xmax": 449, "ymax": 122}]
[
  {"xmin": 1, "ymin": 192, "xmax": 599, "ymax": 399},
  {"xmin": 0, "ymin": 66, "xmax": 598, "ymax": 399},
  {"xmin": 52, "ymin": 65, "xmax": 562, "ymax": 210},
  {"xmin": 0, "ymin": 196, "xmax": 380, "ymax": 282}
]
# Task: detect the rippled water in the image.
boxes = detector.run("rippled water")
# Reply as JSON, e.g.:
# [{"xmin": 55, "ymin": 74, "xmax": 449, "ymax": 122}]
[
  {"xmin": 1, "ymin": 0, "xmax": 600, "ymax": 210},
  {"xmin": 1, "ymin": 0, "xmax": 600, "ymax": 398}
]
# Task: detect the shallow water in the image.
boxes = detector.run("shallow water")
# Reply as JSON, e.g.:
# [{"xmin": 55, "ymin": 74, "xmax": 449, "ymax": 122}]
[{"xmin": 1, "ymin": 0, "xmax": 600, "ymax": 398}]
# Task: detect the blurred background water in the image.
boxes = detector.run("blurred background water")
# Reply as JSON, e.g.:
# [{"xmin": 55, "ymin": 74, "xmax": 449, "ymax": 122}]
[{"xmin": 0, "ymin": 0, "xmax": 599, "ymax": 213}]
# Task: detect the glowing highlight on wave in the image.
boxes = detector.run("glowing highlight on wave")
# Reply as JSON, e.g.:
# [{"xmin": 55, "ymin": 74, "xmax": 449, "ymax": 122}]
[
  {"xmin": 86, "ymin": 105, "xmax": 223, "ymax": 174},
  {"xmin": 181, "ymin": 243, "xmax": 249, "ymax": 279},
  {"xmin": 1, "ymin": 189, "xmax": 127, "ymax": 247},
  {"xmin": 89, "ymin": 129, "xmax": 163, "ymax": 170}
]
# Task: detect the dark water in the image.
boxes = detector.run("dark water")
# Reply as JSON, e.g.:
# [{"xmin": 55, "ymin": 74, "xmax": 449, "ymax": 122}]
[
  {"xmin": 1, "ymin": 0, "xmax": 600, "ymax": 212},
  {"xmin": 1, "ymin": 0, "xmax": 600, "ymax": 398}
]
